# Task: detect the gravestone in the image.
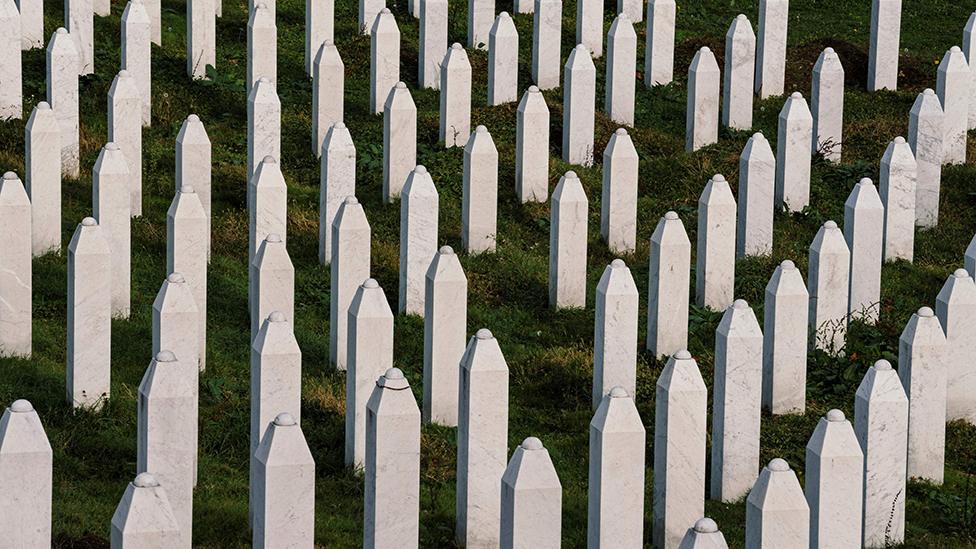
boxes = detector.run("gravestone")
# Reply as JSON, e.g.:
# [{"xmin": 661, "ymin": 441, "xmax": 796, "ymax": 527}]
[
  {"xmin": 653, "ymin": 350, "xmax": 707, "ymax": 549},
  {"xmin": 419, "ymin": 0, "xmax": 447, "ymax": 89},
  {"xmin": 312, "ymin": 41, "xmax": 344, "ymax": 157},
  {"xmin": 467, "ymin": 0, "xmax": 492, "ymax": 49},
  {"xmin": 563, "ymin": 44, "xmax": 596, "ymax": 165},
  {"xmin": 92, "ymin": 144, "xmax": 131, "ymax": 318},
  {"xmin": 253, "ymin": 413, "xmax": 315, "ymax": 548},
  {"xmin": 593, "ymin": 260, "xmax": 639, "ymax": 407},
  {"xmin": 722, "ymin": 14, "xmax": 755, "ymax": 130},
  {"xmin": 358, "ymin": 0, "xmax": 383, "ymax": 34},
  {"xmin": 167, "ymin": 186, "xmax": 208, "ymax": 370},
  {"xmin": 175, "ymin": 115, "xmax": 212, "ymax": 258},
  {"xmin": 145, "ymin": 0, "xmax": 160, "ymax": 44},
  {"xmin": 67, "ymin": 218, "xmax": 111, "ymax": 409},
  {"xmin": 0, "ymin": 0, "xmax": 21, "ymax": 120},
  {"xmin": 808, "ymin": 221, "xmax": 850, "ymax": 355},
  {"xmin": 811, "ymin": 47, "xmax": 844, "ymax": 161},
  {"xmin": 46, "ymin": 28, "xmax": 79, "ymax": 177},
  {"xmin": 605, "ymin": 15, "xmax": 636, "ymax": 125},
  {"xmin": 879, "ymin": 136, "xmax": 917, "ymax": 262},
  {"xmin": 399, "ymin": 166, "xmax": 439, "ymax": 316},
  {"xmin": 424, "ymin": 247, "xmax": 466, "ymax": 425},
  {"xmin": 462, "ymin": 126, "xmax": 499, "ymax": 254},
  {"xmin": 110, "ymin": 473, "xmax": 182, "ymax": 546},
  {"xmin": 696, "ymin": 175, "xmax": 736, "ymax": 311},
  {"xmin": 576, "ymin": 0, "xmax": 601, "ymax": 57},
  {"xmin": 250, "ymin": 235, "xmax": 294, "ymax": 338},
  {"xmin": 936, "ymin": 46, "xmax": 968, "ymax": 164},
  {"xmin": 456, "ymin": 330, "xmax": 509, "ymax": 547},
  {"xmin": 855, "ymin": 359, "xmax": 908, "ymax": 547},
  {"xmin": 736, "ymin": 133, "xmax": 775, "ymax": 258},
  {"xmin": 762, "ymin": 260, "xmax": 808, "ymax": 414},
  {"xmin": 531, "ymin": 0, "xmax": 561, "ymax": 90},
  {"xmin": 644, "ymin": 0, "xmax": 675, "ymax": 86},
  {"xmin": 647, "ymin": 212, "xmax": 690, "ymax": 359},
  {"xmin": 867, "ymin": 0, "xmax": 901, "ymax": 91},
  {"xmin": 122, "ymin": 0, "xmax": 151, "ymax": 126},
  {"xmin": 320, "ymin": 122, "xmax": 357, "ymax": 263},
  {"xmin": 500, "ymin": 437, "xmax": 562, "ymax": 548},
  {"xmin": 898, "ymin": 306, "xmax": 946, "ymax": 483},
  {"xmin": 441, "ymin": 43, "xmax": 472, "ymax": 148},
  {"xmin": 152, "ymin": 273, "xmax": 200, "ymax": 384},
  {"xmin": 805, "ymin": 410, "xmax": 864, "ymax": 549},
  {"xmin": 347, "ymin": 280, "xmax": 394, "ymax": 468},
  {"xmin": 844, "ymin": 178, "xmax": 883, "ymax": 323},
  {"xmin": 711, "ymin": 300, "xmax": 763, "ymax": 503},
  {"xmin": 617, "ymin": 0, "xmax": 640, "ymax": 22},
  {"xmin": 305, "ymin": 0, "xmax": 332, "ymax": 76},
  {"xmin": 549, "ymin": 171, "xmax": 588, "ymax": 309},
  {"xmin": 364, "ymin": 368, "xmax": 421, "ymax": 548},
  {"xmin": 775, "ymin": 92, "xmax": 813, "ymax": 212},
  {"xmin": 755, "ymin": 0, "xmax": 788, "ymax": 98},
  {"xmin": 588, "ymin": 388, "xmax": 645, "ymax": 548},
  {"xmin": 601, "ymin": 129, "xmax": 638, "ymax": 254},
  {"xmin": 16, "ymin": 0, "xmax": 43, "ymax": 48},
  {"xmin": 967, "ymin": 14, "xmax": 976, "ymax": 130},
  {"xmin": 247, "ymin": 3, "xmax": 277, "ymax": 92},
  {"xmin": 246, "ymin": 79, "xmax": 281, "ymax": 185},
  {"xmin": 330, "ymin": 197, "xmax": 370, "ymax": 370},
  {"xmin": 108, "ymin": 70, "xmax": 143, "ymax": 217},
  {"xmin": 745, "ymin": 459, "xmax": 809, "ymax": 548},
  {"xmin": 677, "ymin": 518, "xmax": 729, "ymax": 549},
  {"xmin": 0, "ymin": 400, "xmax": 52, "ymax": 547},
  {"xmin": 516, "ymin": 86, "xmax": 550, "ymax": 203},
  {"xmin": 686, "ymin": 47, "xmax": 720, "ymax": 152},
  {"xmin": 248, "ymin": 155, "xmax": 287, "ymax": 268},
  {"xmin": 187, "ymin": 0, "xmax": 215, "ymax": 79},
  {"xmin": 937, "ymin": 269, "xmax": 976, "ymax": 424},
  {"xmin": 24, "ymin": 102, "xmax": 61, "ymax": 256},
  {"xmin": 488, "ymin": 12, "xmax": 517, "ymax": 105},
  {"xmin": 370, "ymin": 9, "xmax": 400, "ymax": 115},
  {"xmin": 65, "ymin": 0, "xmax": 94, "ymax": 74},
  {"xmin": 908, "ymin": 89, "xmax": 944, "ymax": 228}
]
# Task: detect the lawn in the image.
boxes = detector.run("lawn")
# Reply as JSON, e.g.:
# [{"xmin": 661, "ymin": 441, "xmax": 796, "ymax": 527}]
[{"xmin": 1, "ymin": 0, "xmax": 976, "ymax": 546}]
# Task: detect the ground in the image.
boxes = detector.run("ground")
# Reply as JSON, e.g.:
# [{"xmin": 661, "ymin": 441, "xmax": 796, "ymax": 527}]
[{"xmin": 1, "ymin": 0, "xmax": 976, "ymax": 546}]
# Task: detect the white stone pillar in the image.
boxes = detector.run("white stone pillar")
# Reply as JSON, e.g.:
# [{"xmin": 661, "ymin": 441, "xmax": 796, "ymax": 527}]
[
  {"xmin": 867, "ymin": 0, "xmax": 901, "ymax": 91},
  {"xmin": 313, "ymin": 41, "xmax": 344, "ymax": 157},
  {"xmin": 908, "ymin": 89, "xmax": 944, "ymax": 228},
  {"xmin": 399, "ymin": 166, "xmax": 439, "ymax": 316},
  {"xmin": 167, "ymin": 186, "xmax": 208, "ymax": 370},
  {"xmin": 110, "ymin": 473, "xmax": 182, "ymax": 546},
  {"xmin": 456, "ymin": 329, "xmax": 509, "ymax": 547},
  {"xmin": 347, "ymin": 279, "xmax": 393, "ymax": 467},
  {"xmin": 677, "ymin": 518, "xmax": 729, "ymax": 548},
  {"xmin": 967, "ymin": 233, "xmax": 976, "ymax": 278},
  {"xmin": 247, "ymin": 78, "xmax": 281, "ymax": 185},
  {"xmin": 462, "ymin": 126, "xmax": 498, "ymax": 254},
  {"xmin": 647, "ymin": 211, "xmax": 690, "ymax": 359},
  {"xmin": 65, "ymin": 0, "xmax": 94, "ymax": 74},
  {"xmin": 601, "ymin": 129, "xmax": 638, "ymax": 254},
  {"xmin": 516, "ymin": 86, "xmax": 549, "ymax": 203},
  {"xmin": 137, "ymin": 351, "xmax": 196, "ymax": 546},
  {"xmin": 937, "ymin": 46, "xmax": 969, "ymax": 165},
  {"xmin": 16, "ymin": 0, "xmax": 43, "ymax": 49},
  {"xmin": 440, "ymin": 43, "xmax": 472, "ymax": 148},
  {"xmin": 937, "ymin": 269, "xmax": 976, "ymax": 424},
  {"xmin": 320, "ymin": 122, "xmax": 357, "ymax": 264},
  {"xmin": 370, "ymin": 9, "xmax": 400, "ymax": 114},
  {"xmin": 92, "ymin": 143, "xmax": 131, "ymax": 319},
  {"xmin": 722, "ymin": 14, "xmax": 755, "ymax": 130},
  {"xmin": 253, "ymin": 413, "xmax": 315, "ymax": 548},
  {"xmin": 364, "ymin": 368, "xmax": 421, "ymax": 548},
  {"xmin": 593, "ymin": 260, "xmax": 638, "ymax": 407},
  {"xmin": 424, "ymin": 247, "xmax": 466, "ymax": 425},
  {"xmin": 549, "ymin": 171, "xmax": 588, "ymax": 309},
  {"xmin": 358, "ymin": 0, "xmax": 383, "ymax": 34},
  {"xmin": 808, "ymin": 221, "xmax": 850, "ymax": 355},
  {"xmin": 175, "ymin": 115, "xmax": 212, "ymax": 258},
  {"xmin": 384, "ymin": 83, "xmax": 417, "ymax": 202},
  {"xmin": 305, "ymin": 0, "xmax": 331, "ymax": 77},
  {"xmin": 247, "ymin": 3, "xmax": 276, "ymax": 93},
  {"xmin": 711, "ymin": 300, "xmax": 763, "ymax": 503},
  {"xmin": 46, "ymin": 28, "xmax": 79, "ymax": 177},
  {"xmin": 588, "ymin": 387, "xmax": 645, "ymax": 548},
  {"xmin": 653, "ymin": 350, "xmax": 706, "ymax": 549},
  {"xmin": 531, "ymin": 0, "xmax": 561, "ymax": 90},
  {"xmin": 755, "ymin": 0, "xmax": 788, "ymax": 99},
  {"xmin": 0, "ymin": 400, "xmax": 53, "ymax": 546},
  {"xmin": 696, "ymin": 175, "xmax": 736, "ymax": 311},
  {"xmin": 67, "ymin": 218, "xmax": 111, "ymax": 409},
  {"xmin": 248, "ymin": 156, "xmax": 287, "ymax": 289},
  {"xmin": 605, "ymin": 15, "xmax": 636, "ymax": 126},
  {"xmin": 736, "ymin": 133, "xmax": 775, "ymax": 258},
  {"xmin": 187, "ymin": 0, "xmax": 215, "ymax": 79},
  {"xmin": 762, "ymin": 260, "xmax": 808, "ymax": 415},
  {"xmin": 967, "ymin": 13, "xmax": 976, "ymax": 131},
  {"xmin": 152, "ymin": 274, "xmax": 200, "ymax": 383},
  {"xmin": 563, "ymin": 44, "xmax": 596, "ymax": 165},
  {"xmin": 811, "ymin": 47, "xmax": 844, "ymax": 161},
  {"xmin": 145, "ymin": 0, "xmax": 160, "ymax": 44},
  {"xmin": 251, "ymin": 235, "xmax": 294, "ymax": 339},
  {"xmin": 122, "ymin": 0, "xmax": 151, "ymax": 126},
  {"xmin": 805, "ymin": 410, "xmax": 864, "ymax": 549},
  {"xmin": 419, "ymin": 0, "xmax": 446, "ymax": 89},
  {"xmin": 844, "ymin": 178, "xmax": 883, "ymax": 323},
  {"xmin": 879, "ymin": 136, "xmax": 917, "ymax": 262},
  {"xmin": 467, "ymin": 0, "xmax": 492, "ymax": 49},
  {"xmin": 500, "ymin": 437, "xmax": 562, "ymax": 548},
  {"xmin": 775, "ymin": 92, "xmax": 813, "ymax": 212},
  {"xmin": 487, "ymin": 12, "xmax": 517, "ymax": 105},
  {"xmin": 108, "ymin": 70, "xmax": 144, "ymax": 217},
  {"xmin": 855, "ymin": 359, "xmax": 908, "ymax": 548},
  {"xmin": 644, "ymin": 0, "xmax": 675, "ymax": 87},
  {"xmin": 25, "ymin": 102, "xmax": 61, "ymax": 256},
  {"xmin": 745, "ymin": 459, "xmax": 809, "ymax": 548},
  {"xmin": 576, "ymin": 0, "xmax": 600, "ymax": 57},
  {"xmin": 0, "ymin": 0, "xmax": 21, "ymax": 120},
  {"xmin": 686, "ymin": 46, "xmax": 721, "ymax": 153},
  {"xmin": 330, "ymin": 197, "xmax": 371, "ymax": 371},
  {"xmin": 898, "ymin": 306, "xmax": 946, "ymax": 483},
  {"xmin": 617, "ymin": 0, "xmax": 639, "ymax": 22}
]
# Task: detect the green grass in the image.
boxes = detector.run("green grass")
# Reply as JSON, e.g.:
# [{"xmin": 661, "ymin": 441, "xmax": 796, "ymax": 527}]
[{"xmin": 2, "ymin": 0, "xmax": 976, "ymax": 546}]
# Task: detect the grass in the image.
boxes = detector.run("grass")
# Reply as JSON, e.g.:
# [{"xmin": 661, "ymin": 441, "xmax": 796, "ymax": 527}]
[{"xmin": 2, "ymin": 0, "xmax": 976, "ymax": 546}]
